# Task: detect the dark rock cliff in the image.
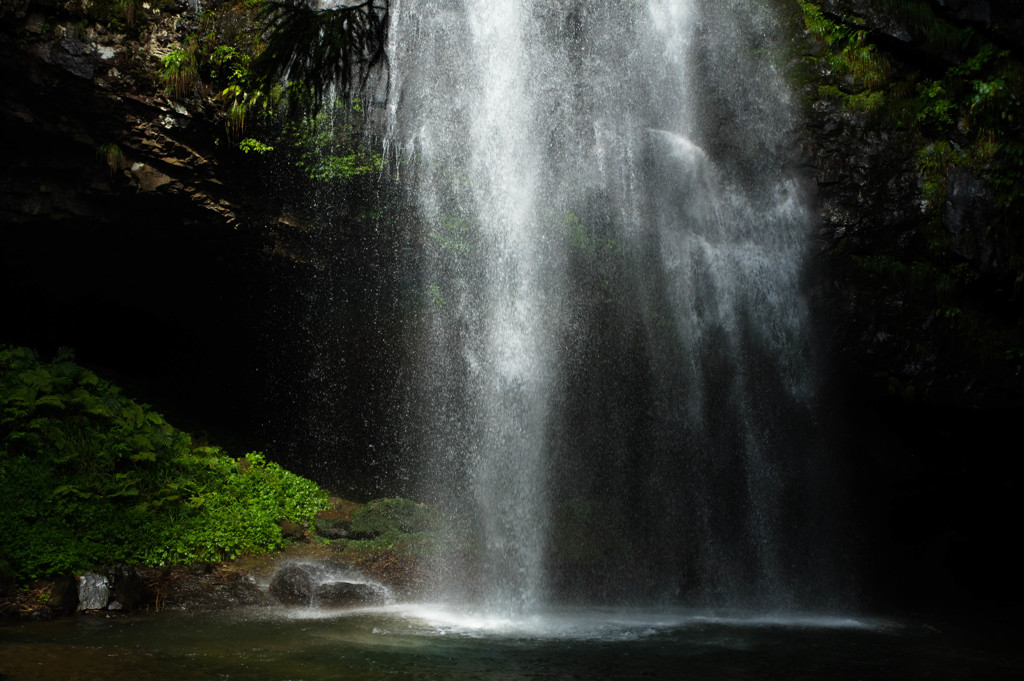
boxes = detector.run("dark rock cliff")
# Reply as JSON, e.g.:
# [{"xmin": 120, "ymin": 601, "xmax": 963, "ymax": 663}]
[
  {"xmin": 0, "ymin": 1, "xmax": 291, "ymax": 455},
  {"xmin": 794, "ymin": 0, "xmax": 1024, "ymax": 611}
]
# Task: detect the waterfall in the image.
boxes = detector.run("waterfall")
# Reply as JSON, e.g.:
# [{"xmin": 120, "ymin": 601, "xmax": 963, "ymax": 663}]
[{"xmin": 386, "ymin": 0, "xmax": 836, "ymax": 615}]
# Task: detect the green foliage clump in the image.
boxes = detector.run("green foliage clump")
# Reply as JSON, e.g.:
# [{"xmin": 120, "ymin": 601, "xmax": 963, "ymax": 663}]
[
  {"xmin": 125, "ymin": 2, "xmax": 385, "ymax": 185},
  {"xmin": 340, "ymin": 529, "xmax": 436, "ymax": 555},
  {"xmin": 800, "ymin": 0, "xmax": 1024, "ymax": 269},
  {"xmin": 795, "ymin": 1, "xmax": 1024, "ymax": 400},
  {"xmin": 429, "ymin": 214, "xmax": 472, "ymax": 255},
  {"xmin": 564, "ymin": 212, "xmax": 619, "ymax": 260},
  {"xmin": 427, "ymin": 281, "xmax": 445, "ymax": 307},
  {"xmin": 0, "ymin": 347, "xmax": 328, "ymax": 580},
  {"xmin": 249, "ymin": 0, "xmax": 390, "ymax": 118},
  {"xmin": 303, "ymin": 151, "xmax": 383, "ymax": 182},
  {"xmin": 911, "ymin": 42, "xmax": 1023, "ymax": 241}
]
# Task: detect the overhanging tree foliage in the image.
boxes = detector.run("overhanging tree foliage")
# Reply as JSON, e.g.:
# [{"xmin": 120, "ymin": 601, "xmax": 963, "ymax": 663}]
[{"xmin": 250, "ymin": 0, "xmax": 391, "ymax": 117}]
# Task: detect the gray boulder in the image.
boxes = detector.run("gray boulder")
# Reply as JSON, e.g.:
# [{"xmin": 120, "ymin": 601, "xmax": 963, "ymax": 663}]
[{"xmin": 268, "ymin": 565, "xmax": 314, "ymax": 606}]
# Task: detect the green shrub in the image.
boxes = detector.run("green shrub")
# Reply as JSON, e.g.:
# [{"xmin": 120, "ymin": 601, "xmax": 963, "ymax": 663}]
[{"xmin": 0, "ymin": 347, "xmax": 328, "ymax": 580}]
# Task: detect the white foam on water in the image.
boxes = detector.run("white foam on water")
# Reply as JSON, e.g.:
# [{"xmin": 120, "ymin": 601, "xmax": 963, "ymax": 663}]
[{"xmin": 274, "ymin": 603, "xmax": 884, "ymax": 640}]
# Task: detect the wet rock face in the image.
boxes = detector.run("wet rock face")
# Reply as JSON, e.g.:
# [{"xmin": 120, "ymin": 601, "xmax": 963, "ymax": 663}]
[
  {"xmin": 47, "ymin": 575, "xmax": 79, "ymax": 616},
  {"xmin": 0, "ymin": 2, "xmax": 309, "ymax": 460},
  {"xmin": 943, "ymin": 167, "xmax": 997, "ymax": 269},
  {"xmin": 107, "ymin": 565, "xmax": 148, "ymax": 611},
  {"xmin": 0, "ymin": 3, "xmax": 258, "ymax": 242},
  {"xmin": 936, "ymin": 0, "xmax": 992, "ymax": 23},
  {"xmin": 799, "ymin": 0, "xmax": 1024, "ymax": 611},
  {"xmin": 800, "ymin": 0, "xmax": 1024, "ymax": 410},
  {"xmin": 808, "ymin": 103, "xmax": 923, "ymax": 251},
  {"xmin": 159, "ymin": 571, "xmax": 266, "ymax": 611}
]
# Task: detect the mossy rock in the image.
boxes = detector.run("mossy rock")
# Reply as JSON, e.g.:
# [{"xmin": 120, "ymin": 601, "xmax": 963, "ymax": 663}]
[
  {"xmin": 312, "ymin": 509, "xmax": 350, "ymax": 539},
  {"xmin": 349, "ymin": 498, "xmax": 437, "ymax": 538}
]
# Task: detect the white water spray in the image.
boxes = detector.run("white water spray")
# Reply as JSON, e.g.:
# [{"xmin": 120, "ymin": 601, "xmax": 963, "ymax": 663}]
[{"xmin": 387, "ymin": 0, "xmax": 833, "ymax": 615}]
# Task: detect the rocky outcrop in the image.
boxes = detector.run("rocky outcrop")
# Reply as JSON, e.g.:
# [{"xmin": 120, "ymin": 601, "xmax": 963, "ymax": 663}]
[
  {"xmin": 0, "ymin": 5, "xmax": 245, "ymax": 231},
  {"xmin": 0, "ymin": 2, "xmax": 313, "ymax": 462},
  {"xmin": 158, "ymin": 569, "xmax": 266, "ymax": 611},
  {"xmin": 313, "ymin": 580, "xmax": 388, "ymax": 608},
  {"xmin": 76, "ymin": 566, "xmax": 151, "ymax": 611},
  {"xmin": 268, "ymin": 564, "xmax": 313, "ymax": 605}
]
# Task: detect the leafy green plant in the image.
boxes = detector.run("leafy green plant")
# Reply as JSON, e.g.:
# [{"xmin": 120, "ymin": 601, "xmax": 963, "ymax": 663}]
[
  {"xmin": 239, "ymin": 138, "xmax": 274, "ymax": 154},
  {"xmin": 303, "ymin": 152, "xmax": 383, "ymax": 182},
  {"xmin": 427, "ymin": 282, "xmax": 445, "ymax": 307},
  {"xmin": 430, "ymin": 214, "xmax": 471, "ymax": 255},
  {"xmin": 915, "ymin": 80, "xmax": 956, "ymax": 134},
  {"xmin": 283, "ymin": 101, "xmax": 383, "ymax": 183},
  {"xmin": 798, "ymin": 1, "xmax": 889, "ymax": 112}
]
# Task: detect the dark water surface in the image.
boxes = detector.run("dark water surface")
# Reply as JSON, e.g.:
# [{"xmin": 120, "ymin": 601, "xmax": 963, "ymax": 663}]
[{"xmin": 2, "ymin": 606, "xmax": 1020, "ymax": 680}]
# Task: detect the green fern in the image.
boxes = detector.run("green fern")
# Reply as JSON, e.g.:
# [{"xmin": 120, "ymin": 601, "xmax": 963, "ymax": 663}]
[
  {"xmin": 161, "ymin": 47, "xmax": 198, "ymax": 99},
  {"xmin": 96, "ymin": 142, "xmax": 127, "ymax": 176}
]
